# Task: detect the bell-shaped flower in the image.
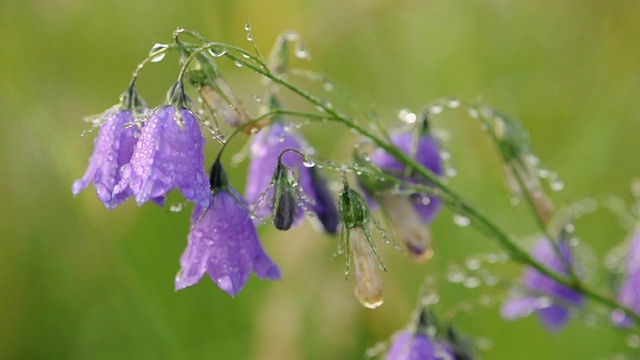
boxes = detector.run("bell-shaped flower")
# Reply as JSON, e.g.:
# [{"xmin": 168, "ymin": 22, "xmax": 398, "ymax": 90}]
[
  {"xmin": 501, "ymin": 238, "xmax": 583, "ymax": 331},
  {"xmin": 612, "ymin": 226, "xmax": 640, "ymax": 327},
  {"xmin": 72, "ymin": 86, "xmax": 145, "ymax": 209},
  {"xmin": 361, "ymin": 128, "xmax": 442, "ymax": 261},
  {"xmin": 175, "ymin": 159, "xmax": 281, "ymax": 297},
  {"xmin": 385, "ymin": 309, "xmax": 464, "ymax": 360},
  {"xmin": 386, "ymin": 331, "xmax": 438, "ymax": 360},
  {"xmin": 245, "ymin": 108, "xmax": 339, "ymax": 233},
  {"xmin": 114, "ymin": 82, "xmax": 210, "ymax": 208},
  {"xmin": 338, "ymin": 183, "xmax": 384, "ymax": 308}
]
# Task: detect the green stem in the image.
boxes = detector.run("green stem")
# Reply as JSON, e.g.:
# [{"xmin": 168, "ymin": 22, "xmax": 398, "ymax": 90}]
[{"xmin": 224, "ymin": 51, "xmax": 640, "ymax": 327}]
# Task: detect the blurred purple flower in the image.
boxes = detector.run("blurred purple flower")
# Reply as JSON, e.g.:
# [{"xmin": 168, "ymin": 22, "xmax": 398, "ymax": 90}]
[
  {"xmin": 114, "ymin": 105, "xmax": 210, "ymax": 208},
  {"xmin": 612, "ymin": 227, "xmax": 640, "ymax": 327},
  {"xmin": 363, "ymin": 131, "xmax": 443, "ymax": 261},
  {"xmin": 246, "ymin": 120, "xmax": 338, "ymax": 232},
  {"xmin": 72, "ymin": 109, "xmax": 139, "ymax": 209},
  {"xmin": 501, "ymin": 239, "xmax": 583, "ymax": 331},
  {"xmin": 176, "ymin": 161, "xmax": 281, "ymax": 297},
  {"xmin": 369, "ymin": 131, "xmax": 443, "ymax": 222},
  {"xmin": 387, "ymin": 331, "xmax": 448, "ymax": 360}
]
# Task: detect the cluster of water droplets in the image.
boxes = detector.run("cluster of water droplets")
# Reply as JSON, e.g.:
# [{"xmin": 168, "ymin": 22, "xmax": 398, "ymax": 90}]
[{"xmin": 446, "ymin": 253, "xmax": 508, "ymax": 291}]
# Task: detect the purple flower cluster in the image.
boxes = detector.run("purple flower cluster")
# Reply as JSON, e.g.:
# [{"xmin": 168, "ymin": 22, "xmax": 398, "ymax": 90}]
[
  {"xmin": 73, "ymin": 86, "xmax": 343, "ymax": 296},
  {"xmin": 501, "ymin": 238, "xmax": 583, "ymax": 330},
  {"xmin": 612, "ymin": 227, "xmax": 640, "ymax": 327},
  {"xmin": 73, "ymin": 94, "xmax": 210, "ymax": 210}
]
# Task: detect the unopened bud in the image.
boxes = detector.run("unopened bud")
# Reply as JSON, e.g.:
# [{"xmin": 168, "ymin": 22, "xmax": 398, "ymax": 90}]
[
  {"xmin": 350, "ymin": 227, "xmax": 384, "ymax": 309},
  {"xmin": 338, "ymin": 186, "xmax": 370, "ymax": 229},
  {"xmin": 379, "ymin": 194, "xmax": 433, "ymax": 262},
  {"xmin": 272, "ymin": 163, "xmax": 298, "ymax": 231}
]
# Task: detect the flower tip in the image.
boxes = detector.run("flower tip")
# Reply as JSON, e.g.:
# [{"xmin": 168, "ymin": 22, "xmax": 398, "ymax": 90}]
[
  {"xmin": 71, "ymin": 179, "xmax": 85, "ymax": 196},
  {"xmin": 216, "ymin": 275, "xmax": 244, "ymax": 297},
  {"xmin": 409, "ymin": 247, "xmax": 434, "ymax": 263}
]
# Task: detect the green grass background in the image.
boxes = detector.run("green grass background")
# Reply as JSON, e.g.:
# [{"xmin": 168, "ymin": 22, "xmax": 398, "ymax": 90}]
[{"xmin": 2, "ymin": 0, "xmax": 640, "ymax": 358}]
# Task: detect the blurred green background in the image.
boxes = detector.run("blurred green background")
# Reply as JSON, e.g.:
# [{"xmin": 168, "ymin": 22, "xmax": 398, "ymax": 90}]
[{"xmin": 2, "ymin": 0, "xmax": 640, "ymax": 359}]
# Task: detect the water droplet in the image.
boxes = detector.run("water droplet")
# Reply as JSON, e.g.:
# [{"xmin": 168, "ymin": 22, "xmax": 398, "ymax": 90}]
[
  {"xmin": 446, "ymin": 98, "xmax": 461, "ymax": 109},
  {"xmin": 170, "ymin": 203, "xmax": 183, "ymax": 212},
  {"xmin": 445, "ymin": 166, "xmax": 457, "ymax": 177},
  {"xmin": 149, "ymin": 43, "xmax": 168, "ymax": 62},
  {"xmin": 251, "ymin": 94, "xmax": 262, "ymax": 102},
  {"xmin": 452, "ymin": 214, "xmax": 471, "ymax": 227},
  {"xmin": 447, "ymin": 270, "xmax": 465, "ymax": 283},
  {"xmin": 303, "ymin": 158, "xmax": 315, "ymax": 168},
  {"xmin": 398, "ymin": 109, "xmax": 417, "ymax": 124},
  {"xmin": 243, "ymin": 21, "xmax": 252, "ymax": 31},
  {"xmin": 429, "ymin": 104, "xmax": 444, "ymax": 115},
  {"xmin": 468, "ymin": 108, "xmax": 479, "ymax": 119},
  {"xmin": 323, "ymin": 82, "xmax": 334, "ymax": 92},
  {"xmin": 550, "ymin": 179, "xmax": 565, "ymax": 191},
  {"xmin": 234, "ymin": 61, "xmax": 243, "ymax": 68},
  {"xmin": 465, "ymin": 258, "xmax": 481, "ymax": 271},
  {"xmin": 207, "ymin": 47, "xmax": 228, "ymax": 58},
  {"xmin": 294, "ymin": 46, "xmax": 310, "ymax": 60},
  {"xmin": 246, "ymin": 33, "xmax": 254, "ymax": 42},
  {"xmin": 463, "ymin": 277, "xmax": 481, "ymax": 288}
]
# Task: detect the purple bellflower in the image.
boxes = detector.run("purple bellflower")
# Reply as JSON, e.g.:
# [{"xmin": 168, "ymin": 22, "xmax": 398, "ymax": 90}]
[
  {"xmin": 386, "ymin": 310, "xmax": 462, "ymax": 360},
  {"xmin": 72, "ymin": 86, "xmax": 145, "ymax": 209},
  {"xmin": 175, "ymin": 159, "xmax": 281, "ymax": 297},
  {"xmin": 612, "ymin": 226, "xmax": 640, "ymax": 327},
  {"xmin": 386, "ymin": 331, "xmax": 438, "ymax": 360},
  {"xmin": 501, "ymin": 238, "xmax": 583, "ymax": 331},
  {"xmin": 114, "ymin": 82, "xmax": 210, "ymax": 208},
  {"xmin": 245, "ymin": 107, "xmax": 339, "ymax": 233},
  {"xmin": 362, "ymin": 127, "xmax": 443, "ymax": 261}
]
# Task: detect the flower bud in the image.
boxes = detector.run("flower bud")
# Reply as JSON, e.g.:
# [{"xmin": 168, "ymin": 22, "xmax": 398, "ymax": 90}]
[
  {"xmin": 338, "ymin": 186, "xmax": 370, "ymax": 229},
  {"xmin": 349, "ymin": 227, "xmax": 384, "ymax": 309},
  {"xmin": 379, "ymin": 193, "xmax": 433, "ymax": 262},
  {"xmin": 271, "ymin": 162, "xmax": 299, "ymax": 231}
]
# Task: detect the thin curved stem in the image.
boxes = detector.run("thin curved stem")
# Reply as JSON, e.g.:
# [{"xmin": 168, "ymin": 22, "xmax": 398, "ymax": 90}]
[{"xmin": 223, "ymin": 51, "xmax": 640, "ymax": 327}]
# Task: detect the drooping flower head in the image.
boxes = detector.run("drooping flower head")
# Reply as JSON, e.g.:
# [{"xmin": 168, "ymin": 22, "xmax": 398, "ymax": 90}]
[
  {"xmin": 360, "ymin": 124, "xmax": 443, "ymax": 261},
  {"xmin": 386, "ymin": 308, "xmax": 466, "ymax": 360},
  {"xmin": 338, "ymin": 182, "xmax": 384, "ymax": 308},
  {"xmin": 72, "ymin": 85, "xmax": 146, "ymax": 209},
  {"xmin": 175, "ymin": 159, "xmax": 281, "ymax": 297},
  {"xmin": 114, "ymin": 82, "xmax": 211, "ymax": 208},
  {"xmin": 501, "ymin": 238, "xmax": 583, "ymax": 330},
  {"xmin": 386, "ymin": 331, "xmax": 438, "ymax": 360},
  {"xmin": 612, "ymin": 226, "xmax": 640, "ymax": 327},
  {"xmin": 245, "ymin": 98, "xmax": 339, "ymax": 233}
]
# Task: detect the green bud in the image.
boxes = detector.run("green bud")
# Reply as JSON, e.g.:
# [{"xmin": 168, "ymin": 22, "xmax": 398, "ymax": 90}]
[{"xmin": 338, "ymin": 185, "xmax": 370, "ymax": 229}]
